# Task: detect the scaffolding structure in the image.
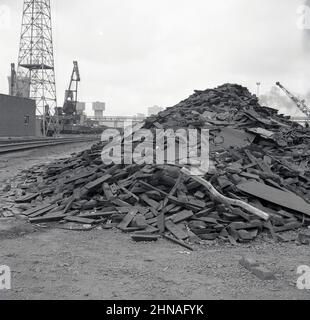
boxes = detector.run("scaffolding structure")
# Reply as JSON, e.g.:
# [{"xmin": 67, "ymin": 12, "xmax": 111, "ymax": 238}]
[{"xmin": 17, "ymin": 0, "xmax": 57, "ymax": 136}]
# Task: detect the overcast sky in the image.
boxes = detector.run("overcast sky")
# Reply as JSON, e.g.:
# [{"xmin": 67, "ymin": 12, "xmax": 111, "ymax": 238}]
[{"xmin": 0, "ymin": 0, "xmax": 309, "ymax": 116}]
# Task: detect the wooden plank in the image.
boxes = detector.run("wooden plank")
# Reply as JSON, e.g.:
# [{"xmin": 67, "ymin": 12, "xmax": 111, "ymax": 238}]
[
  {"xmin": 121, "ymin": 227, "xmax": 144, "ymax": 233},
  {"xmin": 139, "ymin": 180, "xmax": 198, "ymax": 210},
  {"xmin": 167, "ymin": 195, "xmax": 202, "ymax": 211},
  {"xmin": 273, "ymin": 221, "xmax": 302, "ymax": 233},
  {"xmin": 237, "ymin": 182, "xmax": 310, "ymax": 217},
  {"xmin": 157, "ymin": 176, "xmax": 182, "ymax": 233},
  {"xmin": 15, "ymin": 193, "xmax": 39, "ymax": 203},
  {"xmin": 29, "ymin": 212, "xmax": 71, "ymax": 223},
  {"xmin": 149, "ymin": 210, "xmax": 193, "ymax": 226},
  {"xmin": 165, "ymin": 220, "xmax": 189, "ymax": 240},
  {"xmin": 79, "ymin": 211, "xmax": 116, "ymax": 218},
  {"xmin": 118, "ymin": 185, "xmax": 139, "ymax": 201},
  {"xmin": 133, "ymin": 214, "xmax": 148, "ymax": 228},
  {"xmin": 63, "ymin": 196, "xmax": 75, "ymax": 213},
  {"xmin": 188, "ymin": 199, "xmax": 206, "ymax": 209},
  {"xmin": 112, "ymin": 199, "xmax": 132, "ymax": 207},
  {"xmin": 212, "ymin": 127, "xmax": 255, "ymax": 151},
  {"xmin": 22, "ymin": 203, "xmax": 53, "ymax": 216},
  {"xmin": 157, "ymin": 210, "xmax": 165, "ymax": 234},
  {"xmin": 64, "ymin": 169, "xmax": 96, "ymax": 184},
  {"xmin": 103, "ymin": 183, "xmax": 115, "ymax": 200},
  {"xmin": 192, "ymin": 217, "xmax": 218, "ymax": 224},
  {"xmin": 231, "ymin": 208, "xmax": 251, "ymax": 221},
  {"xmin": 263, "ymin": 221, "xmax": 277, "ymax": 241},
  {"xmin": 143, "ymin": 225, "xmax": 159, "ymax": 233},
  {"xmin": 256, "ymin": 159, "xmax": 273, "ymax": 175},
  {"xmin": 29, "ymin": 204, "xmax": 57, "ymax": 218},
  {"xmin": 117, "ymin": 209, "xmax": 138, "ymax": 230},
  {"xmin": 84, "ymin": 174, "xmax": 112, "ymax": 190},
  {"xmin": 138, "ymin": 181, "xmax": 169, "ymax": 197},
  {"xmin": 228, "ymin": 220, "xmax": 262, "ymax": 230},
  {"xmin": 165, "ymin": 203, "xmax": 177, "ymax": 213},
  {"xmin": 170, "ymin": 210, "xmax": 194, "ymax": 224},
  {"xmin": 131, "ymin": 234, "xmax": 160, "ymax": 242},
  {"xmin": 29, "ymin": 215, "xmax": 66, "ymax": 223},
  {"xmin": 163, "ymin": 234, "xmax": 194, "ymax": 251},
  {"xmin": 136, "ymin": 206, "xmax": 149, "ymax": 215},
  {"xmin": 115, "ymin": 206, "xmax": 134, "ymax": 213},
  {"xmin": 240, "ymin": 172, "xmax": 260, "ymax": 180},
  {"xmin": 64, "ymin": 216, "xmax": 96, "ymax": 224},
  {"xmin": 140, "ymin": 194, "xmax": 160, "ymax": 210},
  {"xmin": 146, "ymin": 216, "xmax": 158, "ymax": 225}
]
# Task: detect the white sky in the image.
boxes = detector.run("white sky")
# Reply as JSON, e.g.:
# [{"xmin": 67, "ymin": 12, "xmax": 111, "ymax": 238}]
[{"xmin": 0, "ymin": 0, "xmax": 309, "ymax": 116}]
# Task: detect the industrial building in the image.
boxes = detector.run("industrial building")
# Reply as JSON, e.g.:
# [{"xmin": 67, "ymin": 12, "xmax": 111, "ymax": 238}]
[
  {"xmin": 0, "ymin": 94, "xmax": 36, "ymax": 137},
  {"xmin": 76, "ymin": 102, "xmax": 86, "ymax": 115},
  {"xmin": 92, "ymin": 101, "xmax": 106, "ymax": 119}
]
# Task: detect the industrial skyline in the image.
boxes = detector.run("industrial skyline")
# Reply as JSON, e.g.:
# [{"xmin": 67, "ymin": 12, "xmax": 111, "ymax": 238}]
[{"xmin": 0, "ymin": 0, "xmax": 309, "ymax": 117}]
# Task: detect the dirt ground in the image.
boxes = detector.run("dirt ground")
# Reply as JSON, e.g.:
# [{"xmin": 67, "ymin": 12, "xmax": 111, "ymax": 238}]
[
  {"xmin": 0, "ymin": 142, "xmax": 94, "ymax": 181},
  {"xmin": 1, "ymin": 143, "xmax": 310, "ymax": 300}
]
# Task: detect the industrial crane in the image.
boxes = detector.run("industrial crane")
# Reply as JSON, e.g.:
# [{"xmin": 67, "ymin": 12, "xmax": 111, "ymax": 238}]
[
  {"xmin": 276, "ymin": 82, "xmax": 310, "ymax": 118},
  {"xmin": 63, "ymin": 61, "xmax": 81, "ymax": 116},
  {"xmin": 47, "ymin": 61, "xmax": 81, "ymax": 135}
]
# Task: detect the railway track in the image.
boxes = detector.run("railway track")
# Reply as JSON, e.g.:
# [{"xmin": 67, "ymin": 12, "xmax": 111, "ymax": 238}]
[{"xmin": 0, "ymin": 136, "xmax": 100, "ymax": 154}]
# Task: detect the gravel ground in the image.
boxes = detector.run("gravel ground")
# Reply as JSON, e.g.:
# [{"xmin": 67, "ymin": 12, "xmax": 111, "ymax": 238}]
[{"xmin": 0, "ymin": 227, "xmax": 310, "ymax": 300}]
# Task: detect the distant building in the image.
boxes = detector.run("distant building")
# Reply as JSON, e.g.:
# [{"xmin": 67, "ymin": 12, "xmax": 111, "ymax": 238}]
[
  {"xmin": 92, "ymin": 101, "xmax": 106, "ymax": 119},
  {"xmin": 136, "ymin": 113, "xmax": 146, "ymax": 118},
  {"xmin": 0, "ymin": 94, "xmax": 36, "ymax": 137},
  {"xmin": 76, "ymin": 102, "xmax": 86, "ymax": 115},
  {"xmin": 148, "ymin": 105, "xmax": 163, "ymax": 116}
]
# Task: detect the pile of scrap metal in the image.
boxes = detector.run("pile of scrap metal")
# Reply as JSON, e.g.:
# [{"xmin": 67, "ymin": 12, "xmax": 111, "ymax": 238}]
[{"xmin": 2, "ymin": 84, "xmax": 310, "ymax": 248}]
